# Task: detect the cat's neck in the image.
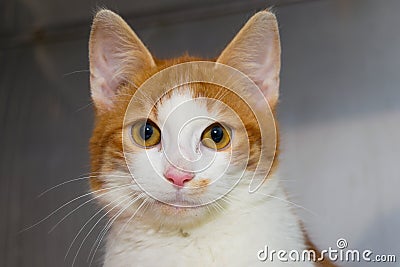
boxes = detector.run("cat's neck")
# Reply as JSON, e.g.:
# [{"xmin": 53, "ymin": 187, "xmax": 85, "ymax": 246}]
[{"xmin": 103, "ymin": 177, "xmax": 311, "ymax": 267}]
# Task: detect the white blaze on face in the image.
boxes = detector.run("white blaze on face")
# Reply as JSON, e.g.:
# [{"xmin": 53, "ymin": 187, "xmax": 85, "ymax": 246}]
[
  {"xmin": 125, "ymin": 89, "xmax": 240, "ymax": 206},
  {"xmin": 157, "ymin": 91, "xmax": 216, "ymax": 172}
]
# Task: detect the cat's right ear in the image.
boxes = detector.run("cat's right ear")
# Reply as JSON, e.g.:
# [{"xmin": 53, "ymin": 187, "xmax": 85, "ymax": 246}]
[
  {"xmin": 89, "ymin": 9, "xmax": 155, "ymax": 112},
  {"xmin": 216, "ymin": 11, "xmax": 281, "ymax": 109}
]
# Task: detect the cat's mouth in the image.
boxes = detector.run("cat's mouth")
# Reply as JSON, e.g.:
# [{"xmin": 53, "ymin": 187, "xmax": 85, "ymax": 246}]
[{"xmin": 157, "ymin": 190, "xmax": 201, "ymax": 208}]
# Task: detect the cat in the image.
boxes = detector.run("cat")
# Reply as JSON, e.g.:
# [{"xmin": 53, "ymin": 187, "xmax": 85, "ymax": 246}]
[{"xmin": 88, "ymin": 9, "xmax": 335, "ymax": 267}]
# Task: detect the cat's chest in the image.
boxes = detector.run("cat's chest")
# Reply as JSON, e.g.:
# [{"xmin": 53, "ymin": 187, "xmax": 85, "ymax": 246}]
[{"xmin": 103, "ymin": 186, "xmax": 313, "ymax": 267}]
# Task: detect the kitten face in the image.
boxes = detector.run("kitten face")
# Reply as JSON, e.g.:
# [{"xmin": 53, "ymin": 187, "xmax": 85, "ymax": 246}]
[
  {"xmin": 124, "ymin": 88, "xmax": 247, "ymax": 225},
  {"xmin": 88, "ymin": 10, "xmax": 281, "ymax": 228},
  {"xmin": 92, "ymin": 81, "xmax": 266, "ymax": 227}
]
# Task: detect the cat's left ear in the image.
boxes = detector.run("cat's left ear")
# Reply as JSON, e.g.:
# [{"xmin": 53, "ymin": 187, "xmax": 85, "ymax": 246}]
[
  {"xmin": 217, "ymin": 11, "xmax": 281, "ymax": 108},
  {"xmin": 89, "ymin": 9, "xmax": 155, "ymax": 112}
]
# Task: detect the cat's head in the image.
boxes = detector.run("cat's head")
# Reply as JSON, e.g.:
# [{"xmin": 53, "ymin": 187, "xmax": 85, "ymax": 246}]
[{"xmin": 88, "ymin": 9, "xmax": 281, "ymax": 228}]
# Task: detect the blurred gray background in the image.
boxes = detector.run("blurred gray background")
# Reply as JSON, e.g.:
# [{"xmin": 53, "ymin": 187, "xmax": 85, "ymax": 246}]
[{"xmin": 1, "ymin": 0, "xmax": 399, "ymax": 266}]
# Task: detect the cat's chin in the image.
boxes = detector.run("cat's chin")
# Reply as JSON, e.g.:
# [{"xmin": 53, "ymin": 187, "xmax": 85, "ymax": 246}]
[{"xmin": 144, "ymin": 199, "xmax": 214, "ymax": 228}]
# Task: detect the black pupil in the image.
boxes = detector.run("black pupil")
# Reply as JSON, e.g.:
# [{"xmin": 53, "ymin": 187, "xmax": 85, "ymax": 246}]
[
  {"xmin": 211, "ymin": 126, "xmax": 224, "ymax": 143},
  {"xmin": 140, "ymin": 123, "xmax": 153, "ymax": 141}
]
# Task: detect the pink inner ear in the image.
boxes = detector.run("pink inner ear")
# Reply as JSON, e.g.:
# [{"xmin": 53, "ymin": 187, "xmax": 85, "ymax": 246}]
[
  {"xmin": 216, "ymin": 11, "xmax": 281, "ymax": 108},
  {"xmin": 258, "ymin": 65, "xmax": 279, "ymax": 107},
  {"xmin": 247, "ymin": 39, "xmax": 280, "ymax": 108},
  {"xmin": 96, "ymin": 46, "xmax": 119, "ymax": 92},
  {"xmin": 90, "ymin": 42, "xmax": 123, "ymax": 109}
]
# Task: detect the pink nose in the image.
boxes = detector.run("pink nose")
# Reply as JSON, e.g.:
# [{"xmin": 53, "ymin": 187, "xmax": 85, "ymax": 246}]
[{"xmin": 164, "ymin": 167, "xmax": 194, "ymax": 187}]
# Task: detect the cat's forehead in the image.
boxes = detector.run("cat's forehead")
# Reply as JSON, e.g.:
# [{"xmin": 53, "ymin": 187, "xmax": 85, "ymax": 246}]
[{"xmin": 155, "ymin": 88, "xmax": 216, "ymax": 128}]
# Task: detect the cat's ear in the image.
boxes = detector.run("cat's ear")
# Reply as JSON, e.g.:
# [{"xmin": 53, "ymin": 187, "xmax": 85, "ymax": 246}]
[
  {"xmin": 217, "ymin": 11, "xmax": 281, "ymax": 108},
  {"xmin": 89, "ymin": 9, "xmax": 155, "ymax": 111}
]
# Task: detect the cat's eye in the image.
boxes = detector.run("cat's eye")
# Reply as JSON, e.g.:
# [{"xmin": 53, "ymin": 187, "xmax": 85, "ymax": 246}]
[
  {"xmin": 131, "ymin": 120, "xmax": 161, "ymax": 148},
  {"xmin": 201, "ymin": 123, "xmax": 231, "ymax": 150}
]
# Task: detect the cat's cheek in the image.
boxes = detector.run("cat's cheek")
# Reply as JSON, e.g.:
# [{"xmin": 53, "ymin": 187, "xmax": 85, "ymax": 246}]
[{"xmin": 124, "ymin": 149, "xmax": 175, "ymax": 198}]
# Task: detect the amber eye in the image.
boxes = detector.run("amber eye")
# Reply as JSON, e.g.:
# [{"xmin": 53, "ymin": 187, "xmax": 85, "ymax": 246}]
[
  {"xmin": 131, "ymin": 120, "xmax": 161, "ymax": 148},
  {"xmin": 201, "ymin": 123, "xmax": 231, "ymax": 150}
]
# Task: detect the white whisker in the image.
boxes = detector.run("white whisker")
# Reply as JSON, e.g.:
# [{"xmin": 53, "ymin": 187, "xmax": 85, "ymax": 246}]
[
  {"xmin": 253, "ymin": 191, "xmax": 318, "ymax": 217},
  {"xmin": 105, "ymin": 197, "xmax": 149, "ymax": 252},
  {"xmin": 71, "ymin": 193, "xmax": 135, "ymax": 267},
  {"xmin": 38, "ymin": 173, "xmax": 131, "ymax": 197},
  {"xmin": 65, "ymin": 191, "xmax": 134, "ymax": 261},
  {"xmin": 49, "ymin": 185, "xmax": 131, "ymax": 233},
  {"xmin": 20, "ymin": 184, "xmax": 132, "ymax": 233},
  {"xmin": 63, "ymin": 69, "xmax": 89, "ymax": 76},
  {"xmin": 88, "ymin": 194, "xmax": 144, "ymax": 265}
]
